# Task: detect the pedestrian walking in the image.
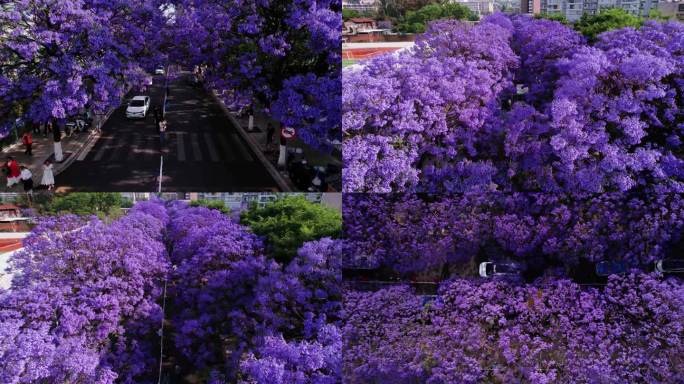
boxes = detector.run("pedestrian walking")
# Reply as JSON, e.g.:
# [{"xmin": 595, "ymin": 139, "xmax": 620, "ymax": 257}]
[
  {"xmin": 22, "ymin": 132, "xmax": 33, "ymax": 156},
  {"xmin": 41, "ymin": 160, "xmax": 55, "ymax": 190},
  {"xmin": 20, "ymin": 166, "xmax": 33, "ymax": 194},
  {"xmin": 266, "ymin": 123, "xmax": 275, "ymax": 146},
  {"xmin": 159, "ymin": 118, "xmax": 167, "ymax": 146},
  {"xmin": 5, "ymin": 157, "xmax": 20, "ymax": 188}
]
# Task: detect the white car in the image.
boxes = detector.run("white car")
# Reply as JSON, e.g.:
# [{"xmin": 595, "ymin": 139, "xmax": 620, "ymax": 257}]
[
  {"xmin": 126, "ymin": 96, "xmax": 150, "ymax": 118},
  {"xmin": 479, "ymin": 262, "xmax": 521, "ymax": 278},
  {"xmin": 655, "ymin": 259, "xmax": 684, "ymax": 273},
  {"xmin": 155, "ymin": 66, "xmax": 165, "ymax": 75}
]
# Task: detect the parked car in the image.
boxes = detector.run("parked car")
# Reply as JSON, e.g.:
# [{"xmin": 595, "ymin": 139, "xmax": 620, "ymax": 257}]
[
  {"xmin": 126, "ymin": 96, "xmax": 150, "ymax": 118},
  {"xmin": 655, "ymin": 259, "xmax": 684, "ymax": 273},
  {"xmin": 155, "ymin": 66, "xmax": 165, "ymax": 75},
  {"xmin": 595, "ymin": 260, "xmax": 628, "ymax": 277},
  {"xmin": 479, "ymin": 262, "xmax": 521, "ymax": 278}
]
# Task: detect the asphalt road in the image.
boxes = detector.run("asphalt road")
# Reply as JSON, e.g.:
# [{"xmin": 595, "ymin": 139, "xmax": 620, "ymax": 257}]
[{"xmin": 56, "ymin": 72, "xmax": 280, "ymax": 192}]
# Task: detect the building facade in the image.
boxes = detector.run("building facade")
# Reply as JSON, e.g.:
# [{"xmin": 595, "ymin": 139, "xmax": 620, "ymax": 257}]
[
  {"xmin": 526, "ymin": 0, "xmax": 660, "ymax": 21},
  {"xmin": 521, "ymin": 0, "xmax": 542, "ymax": 13},
  {"xmin": 453, "ymin": 0, "xmax": 496, "ymax": 15},
  {"xmin": 658, "ymin": 0, "xmax": 684, "ymax": 20},
  {"xmin": 191, "ymin": 192, "xmax": 340, "ymax": 211},
  {"xmin": 342, "ymin": 0, "xmax": 380, "ymax": 12}
]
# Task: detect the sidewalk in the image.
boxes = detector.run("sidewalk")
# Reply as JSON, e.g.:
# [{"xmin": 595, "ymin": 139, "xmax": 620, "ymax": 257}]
[
  {"xmin": 231, "ymin": 110, "xmax": 342, "ymax": 191},
  {"xmin": 0, "ymin": 129, "xmax": 96, "ymax": 192}
]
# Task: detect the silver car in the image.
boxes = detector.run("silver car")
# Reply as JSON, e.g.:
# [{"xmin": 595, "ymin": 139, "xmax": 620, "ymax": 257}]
[
  {"xmin": 655, "ymin": 259, "xmax": 684, "ymax": 273},
  {"xmin": 125, "ymin": 96, "xmax": 150, "ymax": 118},
  {"xmin": 479, "ymin": 262, "xmax": 521, "ymax": 278}
]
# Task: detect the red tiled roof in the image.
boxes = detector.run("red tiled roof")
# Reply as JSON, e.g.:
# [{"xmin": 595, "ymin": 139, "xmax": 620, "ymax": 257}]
[{"xmin": 0, "ymin": 239, "xmax": 22, "ymax": 253}]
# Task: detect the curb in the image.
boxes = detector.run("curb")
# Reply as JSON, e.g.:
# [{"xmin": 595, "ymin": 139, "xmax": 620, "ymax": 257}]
[
  {"xmin": 209, "ymin": 90, "xmax": 293, "ymax": 192},
  {"xmin": 53, "ymin": 132, "xmax": 98, "ymax": 176}
]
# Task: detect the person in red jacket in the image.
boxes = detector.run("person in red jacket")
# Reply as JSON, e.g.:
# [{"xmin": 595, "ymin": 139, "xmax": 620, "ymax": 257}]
[
  {"xmin": 5, "ymin": 157, "xmax": 21, "ymax": 187},
  {"xmin": 22, "ymin": 132, "xmax": 33, "ymax": 156}
]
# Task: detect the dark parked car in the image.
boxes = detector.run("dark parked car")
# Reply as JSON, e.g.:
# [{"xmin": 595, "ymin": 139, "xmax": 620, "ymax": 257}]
[
  {"xmin": 655, "ymin": 259, "xmax": 684, "ymax": 274},
  {"xmin": 595, "ymin": 260, "xmax": 628, "ymax": 277}
]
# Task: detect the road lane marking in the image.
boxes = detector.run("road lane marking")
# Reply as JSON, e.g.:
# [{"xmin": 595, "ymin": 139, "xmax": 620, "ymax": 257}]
[
  {"xmin": 91, "ymin": 137, "xmax": 111, "ymax": 161},
  {"xmin": 190, "ymin": 133, "xmax": 203, "ymax": 161},
  {"xmin": 107, "ymin": 134, "xmax": 128, "ymax": 161},
  {"xmin": 203, "ymin": 132, "xmax": 219, "ymax": 162},
  {"xmin": 145, "ymin": 135, "xmax": 157, "ymax": 161},
  {"xmin": 128, "ymin": 133, "xmax": 143, "ymax": 161},
  {"xmin": 175, "ymin": 132, "xmax": 186, "ymax": 161}
]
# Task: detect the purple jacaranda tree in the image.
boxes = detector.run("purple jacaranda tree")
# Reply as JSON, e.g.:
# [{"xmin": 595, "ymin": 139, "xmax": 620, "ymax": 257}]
[
  {"xmin": 167, "ymin": 0, "xmax": 341, "ymax": 150},
  {"xmin": 166, "ymin": 204, "xmax": 342, "ymax": 382},
  {"xmin": 0, "ymin": 0, "xmax": 167, "ymax": 130},
  {"xmin": 343, "ymin": 274, "xmax": 684, "ymax": 383},
  {"xmin": 0, "ymin": 205, "xmax": 170, "ymax": 383},
  {"xmin": 343, "ymin": 14, "xmax": 684, "ymax": 193}
]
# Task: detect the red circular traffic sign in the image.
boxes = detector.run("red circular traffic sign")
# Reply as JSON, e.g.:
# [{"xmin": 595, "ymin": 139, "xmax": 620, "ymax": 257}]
[{"xmin": 281, "ymin": 127, "xmax": 296, "ymax": 139}]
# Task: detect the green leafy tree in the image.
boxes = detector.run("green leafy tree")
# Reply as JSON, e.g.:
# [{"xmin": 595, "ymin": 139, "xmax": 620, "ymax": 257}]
[
  {"xmin": 535, "ymin": 13, "xmax": 568, "ymax": 24},
  {"xmin": 575, "ymin": 8, "xmax": 642, "ymax": 40},
  {"xmin": 189, "ymin": 199, "xmax": 230, "ymax": 214},
  {"xmin": 397, "ymin": 2, "xmax": 477, "ymax": 33},
  {"xmin": 647, "ymin": 9, "xmax": 670, "ymax": 21},
  {"xmin": 45, "ymin": 193, "xmax": 122, "ymax": 217},
  {"xmin": 343, "ymin": 9, "xmax": 361, "ymax": 20},
  {"xmin": 240, "ymin": 196, "xmax": 342, "ymax": 262}
]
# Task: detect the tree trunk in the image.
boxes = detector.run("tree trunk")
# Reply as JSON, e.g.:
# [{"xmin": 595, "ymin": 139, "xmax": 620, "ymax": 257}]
[{"xmin": 53, "ymin": 119, "xmax": 63, "ymax": 162}]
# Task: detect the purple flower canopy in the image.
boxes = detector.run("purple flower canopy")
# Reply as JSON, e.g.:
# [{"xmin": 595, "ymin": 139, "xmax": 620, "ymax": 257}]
[
  {"xmin": 343, "ymin": 14, "xmax": 684, "ymax": 193},
  {"xmin": 0, "ymin": 200, "xmax": 342, "ymax": 383},
  {"xmin": 1, "ymin": 0, "xmax": 341, "ymax": 149},
  {"xmin": 344, "ymin": 274, "xmax": 684, "ymax": 383}
]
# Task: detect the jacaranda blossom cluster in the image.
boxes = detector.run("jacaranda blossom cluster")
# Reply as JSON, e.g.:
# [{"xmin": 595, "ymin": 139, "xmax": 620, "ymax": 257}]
[
  {"xmin": 168, "ymin": 0, "xmax": 341, "ymax": 151},
  {"xmin": 165, "ymin": 204, "xmax": 342, "ymax": 383},
  {"xmin": 0, "ymin": 203, "xmax": 170, "ymax": 383},
  {"xmin": 344, "ymin": 274, "xmax": 684, "ymax": 383},
  {"xmin": 0, "ymin": 0, "xmax": 168, "ymax": 134},
  {"xmin": 0, "ymin": 200, "xmax": 342, "ymax": 383},
  {"xmin": 343, "ymin": 14, "xmax": 684, "ymax": 193}
]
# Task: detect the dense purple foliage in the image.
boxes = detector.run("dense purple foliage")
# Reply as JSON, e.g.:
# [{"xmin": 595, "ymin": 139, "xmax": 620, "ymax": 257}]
[
  {"xmin": 0, "ymin": 200, "xmax": 342, "ymax": 382},
  {"xmin": 343, "ymin": 15, "xmax": 684, "ymax": 193},
  {"xmin": 344, "ymin": 274, "xmax": 684, "ymax": 383},
  {"xmin": 0, "ymin": 0, "xmax": 167, "ymax": 133},
  {"xmin": 0, "ymin": 205, "xmax": 170, "ymax": 383},
  {"xmin": 343, "ymin": 193, "xmax": 684, "ymax": 275},
  {"xmin": 168, "ymin": 0, "xmax": 341, "ymax": 150},
  {"xmin": 165, "ymin": 204, "xmax": 342, "ymax": 382},
  {"xmin": 2, "ymin": 1, "xmax": 341, "ymax": 149}
]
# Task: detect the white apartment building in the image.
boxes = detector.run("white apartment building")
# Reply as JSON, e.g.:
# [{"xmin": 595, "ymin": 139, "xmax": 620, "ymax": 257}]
[
  {"xmin": 453, "ymin": 0, "xmax": 496, "ymax": 15},
  {"xmin": 658, "ymin": 0, "xmax": 684, "ymax": 20},
  {"xmin": 342, "ymin": 0, "xmax": 380, "ymax": 13},
  {"xmin": 538, "ymin": 0, "xmax": 659, "ymax": 21}
]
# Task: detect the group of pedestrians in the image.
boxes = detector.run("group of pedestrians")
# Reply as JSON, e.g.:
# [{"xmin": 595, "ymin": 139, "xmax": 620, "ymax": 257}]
[{"xmin": 3, "ymin": 156, "xmax": 55, "ymax": 193}]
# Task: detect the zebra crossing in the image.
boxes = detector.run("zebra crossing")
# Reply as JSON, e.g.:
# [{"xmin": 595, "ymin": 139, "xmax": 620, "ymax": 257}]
[{"xmin": 80, "ymin": 131, "xmax": 255, "ymax": 163}]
